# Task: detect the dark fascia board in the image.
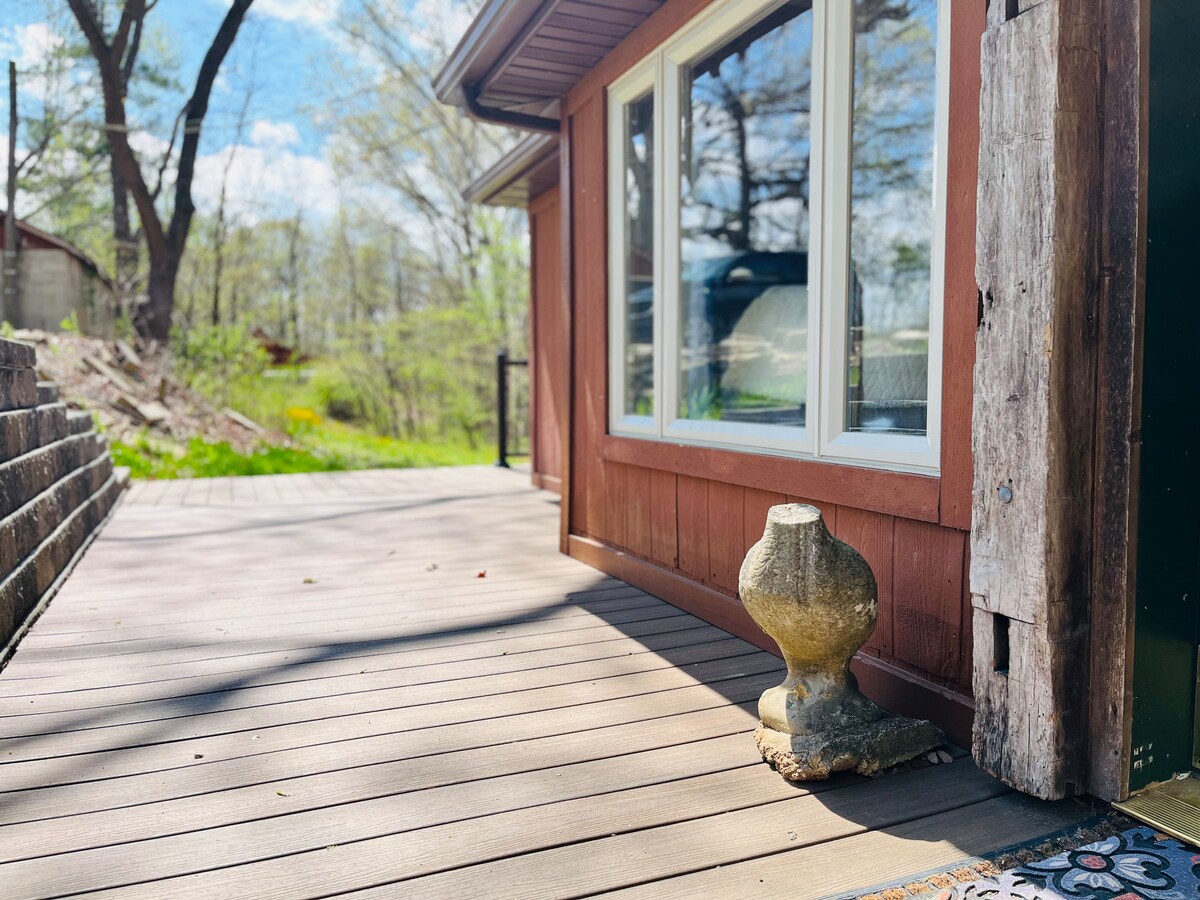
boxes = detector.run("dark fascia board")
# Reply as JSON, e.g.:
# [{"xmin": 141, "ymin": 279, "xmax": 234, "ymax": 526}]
[
  {"xmin": 464, "ymin": 133, "xmax": 560, "ymax": 207},
  {"xmin": 432, "ymin": 0, "xmax": 550, "ymax": 108}
]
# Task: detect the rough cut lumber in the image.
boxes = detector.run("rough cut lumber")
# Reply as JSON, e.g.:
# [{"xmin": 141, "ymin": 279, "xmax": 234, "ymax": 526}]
[
  {"xmin": 1086, "ymin": 0, "xmax": 1148, "ymax": 804},
  {"xmin": 83, "ymin": 353, "xmax": 138, "ymax": 395},
  {"xmin": 971, "ymin": 0, "xmax": 1101, "ymax": 798}
]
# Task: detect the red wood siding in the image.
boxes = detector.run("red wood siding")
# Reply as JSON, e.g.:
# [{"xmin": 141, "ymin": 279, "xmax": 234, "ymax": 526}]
[
  {"xmin": 529, "ymin": 186, "xmax": 565, "ymax": 490},
  {"xmin": 555, "ymin": 1, "xmax": 984, "ymax": 733}
]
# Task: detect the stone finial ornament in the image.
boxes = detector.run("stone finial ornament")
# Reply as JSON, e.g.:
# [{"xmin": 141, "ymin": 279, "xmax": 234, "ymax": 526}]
[{"xmin": 740, "ymin": 504, "xmax": 944, "ymax": 780}]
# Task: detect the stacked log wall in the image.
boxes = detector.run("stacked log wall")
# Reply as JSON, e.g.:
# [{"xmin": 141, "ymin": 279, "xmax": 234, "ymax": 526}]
[{"xmin": 0, "ymin": 336, "xmax": 124, "ymax": 664}]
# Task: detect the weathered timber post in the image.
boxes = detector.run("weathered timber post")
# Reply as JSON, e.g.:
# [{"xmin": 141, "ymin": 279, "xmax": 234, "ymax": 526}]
[
  {"xmin": 971, "ymin": 0, "xmax": 1102, "ymax": 799},
  {"xmin": 740, "ymin": 505, "xmax": 944, "ymax": 780}
]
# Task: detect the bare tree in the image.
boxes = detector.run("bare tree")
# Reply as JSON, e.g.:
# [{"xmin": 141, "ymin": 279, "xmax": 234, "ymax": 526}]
[
  {"xmin": 66, "ymin": 0, "xmax": 254, "ymax": 341},
  {"xmin": 4, "ymin": 62, "xmax": 18, "ymax": 323}
]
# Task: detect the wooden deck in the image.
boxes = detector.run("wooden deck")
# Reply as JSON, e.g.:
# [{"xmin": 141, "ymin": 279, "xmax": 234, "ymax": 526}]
[{"xmin": 0, "ymin": 467, "xmax": 1087, "ymax": 899}]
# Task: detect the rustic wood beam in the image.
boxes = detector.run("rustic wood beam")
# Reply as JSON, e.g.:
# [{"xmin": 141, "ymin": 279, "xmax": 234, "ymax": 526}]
[
  {"xmin": 971, "ymin": 0, "xmax": 1102, "ymax": 799},
  {"xmin": 1087, "ymin": 0, "xmax": 1149, "ymax": 804}
]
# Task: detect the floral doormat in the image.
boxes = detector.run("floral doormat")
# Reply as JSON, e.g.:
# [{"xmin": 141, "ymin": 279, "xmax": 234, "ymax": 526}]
[
  {"xmin": 853, "ymin": 815, "xmax": 1200, "ymax": 900},
  {"xmin": 894, "ymin": 825, "xmax": 1200, "ymax": 900},
  {"xmin": 940, "ymin": 826, "xmax": 1200, "ymax": 899}
]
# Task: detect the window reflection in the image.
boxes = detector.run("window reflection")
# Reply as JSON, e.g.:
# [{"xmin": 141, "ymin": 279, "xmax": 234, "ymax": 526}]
[
  {"xmin": 847, "ymin": 0, "xmax": 938, "ymax": 436},
  {"xmin": 678, "ymin": 1, "xmax": 813, "ymax": 427},
  {"xmin": 624, "ymin": 91, "xmax": 656, "ymax": 417}
]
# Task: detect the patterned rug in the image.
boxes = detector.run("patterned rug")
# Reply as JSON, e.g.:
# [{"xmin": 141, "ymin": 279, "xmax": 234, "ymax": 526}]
[{"xmin": 935, "ymin": 826, "xmax": 1200, "ymax": 899}]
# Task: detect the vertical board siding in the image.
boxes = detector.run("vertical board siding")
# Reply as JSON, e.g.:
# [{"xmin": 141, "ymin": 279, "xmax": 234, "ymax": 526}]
[
  {"xmin": 676, "ymin": 475, "xmax": 710, "ymax": 580},
  {"xmin": 649, "ymin": 469, "xmax": 678, "ymax": 568},
  {"xmin": 569, "ymin": 97, "xmax": 608, "ymax": 538},
  {"xmin": 834, "ymin": 507, "xmax": 897, "ymax": 657},
  {"xmin": 605, "ymin": 461, "xmax": 629, "ymax": 550},
  {"xmin": 960, "ymin": 539, "xmax": 974, "ymax": 692},
  {"xmin": 742, "ymin": 488, "xmax": 787, "ymax": 561},
  {"xmin": 625, "ymin": 464, "xmax": 653, "ymax": 558},
  {"xmin": 530, "ymin": 187, "xmax": 564, "ymax": 483},
  {"xmin": 706, "ymin": 481, "xmax": 744, "ymax": 592},
  {"xmin": 892, "ymin": 519, "xmax": 967, "ymax": 683}
]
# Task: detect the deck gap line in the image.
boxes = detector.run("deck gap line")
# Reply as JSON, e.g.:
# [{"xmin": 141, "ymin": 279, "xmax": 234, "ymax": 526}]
[
  {"xmin": 298, "ymin": 778, "xmax": 877, "ymax": 900},
  {"xmin": 16, "ymin": 588, "xmax": 657, "ymax": 643},
  {"xmin": 29, "ymin": 585, "xmax": 635, "ymax": 636},
  {"xmin": 566, "ymin": 788, "xmax": 1019, "ymax": 900},
  {"xmin": 0, "ymin": 646, "xmax": 763, "ymax": 739},
  {"xmin": 2, "ymin": 607, "xmax": 692, "ymax": 670},
  {"xmin": 16, "ymin": 590, "xmax": 657, "ymax": 653},
  {"xmin": 0, "ymin": 691, "xmax": 758, "ymax": 782},
  {"xmin": 32, "ymin": 763, "xmax": 812, "ymax": 899},
  {"xmin": 0, "ymin": 723, "xmax": 759, "ymax": 831},
  {"xmin": 0, "ymin": 609, "xmax": 699, "ymax": 688},
  {"xmin": 0, "ymin": 668, "xmax": 771, "ymax": 766},
  {"xmin": 35, "ymin": 567, "xmax": 617, "ymax": 619},
  {"xmin": 0, "ymin": 747, "xmax": 762, "ymax": 865},
  {"xmin": 28, "ymin": 578, "xmax": 633, "ymax": 633},
  {"xmin": 0, "ymin": 621, "xmax": 719, "ymax": 699},
  {"xmin": 0, "ymin": 631, "xmax": 737, "ymax": 719}
]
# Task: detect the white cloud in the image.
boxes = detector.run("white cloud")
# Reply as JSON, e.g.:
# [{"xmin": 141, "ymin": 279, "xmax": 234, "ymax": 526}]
[
  {"xmin": 0, "ymin": 22, "xmax": 65, "ymax": 69},
  {"xmin": 244, "ymin": 0, "xmax": 341, "ymax": 29},
  {"xmin": 250, "ymin": 119, "xmax": 301, "ymax": 149},
  {"xmin": 0, "ymin": 23, "xmax": 76, "ymax": 104},
  {"xmin": 409, "ymin": 0, "xmax": 476, "ymax": 57},
  {"xmin": 192, "ymin": 141, "xmax": 338, "ymax": 224}
]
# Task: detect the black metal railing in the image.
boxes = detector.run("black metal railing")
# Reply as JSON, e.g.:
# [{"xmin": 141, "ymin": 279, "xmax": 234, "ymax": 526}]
[{"xmin": 496, "ymin": 349, "xmax": 529, "ymax": 468}]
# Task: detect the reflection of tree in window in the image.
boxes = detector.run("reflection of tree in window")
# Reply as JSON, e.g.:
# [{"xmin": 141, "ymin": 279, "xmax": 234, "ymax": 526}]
[
  {"xmin": 624, "ymin": 92, "xmax": 655, "ymax": 417},
  {"xmin": 848, "ymin": 0, "xmax": 939, "ymax": 436},
  {"xmin": 678, "ymin": 1, "xmax": 814, "ymax": 427}
]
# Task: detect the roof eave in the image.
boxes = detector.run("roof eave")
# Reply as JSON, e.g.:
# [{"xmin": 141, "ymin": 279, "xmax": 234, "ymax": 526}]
[
  {"xmin": 464, "ymin": 133, "xmax": 560, "ymax": 207},
  {"xmin": 433, "ymin": 0, "xmax": 549, "ymax": 108}
]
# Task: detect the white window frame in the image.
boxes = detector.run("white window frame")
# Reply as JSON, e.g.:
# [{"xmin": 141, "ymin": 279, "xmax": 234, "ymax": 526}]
[
  {"xmin": 607, "ymin": 57, "xmax": 661, "ymax": 437},
  {"xmin": 607, "ymin": 0, "xmax": 951, "ymax": 474}
]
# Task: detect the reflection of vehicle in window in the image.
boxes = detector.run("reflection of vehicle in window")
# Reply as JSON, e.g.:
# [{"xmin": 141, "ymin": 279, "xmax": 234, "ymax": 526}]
[
  {"xmin": 685, "ymin": 250, "xmax": 809, "ymax": 346},
  {"xmin": 628, "ymin": 250, "xmax": 813, "ymax": 348}
]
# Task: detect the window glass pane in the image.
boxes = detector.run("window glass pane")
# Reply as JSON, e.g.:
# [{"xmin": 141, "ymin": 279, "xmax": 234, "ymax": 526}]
[
  {"xmin": 677, "ymin": 2, "xmax": 813, "ymax": 428},
  {"xmin": 623, "ymin": 91, "xmax": 656, "ymax": 417},
  {"xmin": 847, "ymin": 0, "xmax": 938, "ymax": 436}
]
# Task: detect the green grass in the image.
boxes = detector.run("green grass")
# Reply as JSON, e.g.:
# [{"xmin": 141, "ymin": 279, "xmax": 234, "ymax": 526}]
[{"xmin": 113, "ymin": 421, "xmax": 493, "ymax": 481}]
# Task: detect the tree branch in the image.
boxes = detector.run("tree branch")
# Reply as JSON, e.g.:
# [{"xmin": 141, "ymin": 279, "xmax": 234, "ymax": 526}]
[{"xmin": 167, "ymin": 0, "xmax": 254, "ymax": 257}]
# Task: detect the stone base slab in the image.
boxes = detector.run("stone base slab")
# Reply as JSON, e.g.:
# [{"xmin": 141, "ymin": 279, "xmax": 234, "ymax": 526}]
[{"xmin": 755, "ymin": 716, "xmax": 946, "ymax": 781}]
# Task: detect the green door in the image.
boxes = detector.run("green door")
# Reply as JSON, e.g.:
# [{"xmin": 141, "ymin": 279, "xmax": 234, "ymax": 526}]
[{"xmin": 1127, "ymin": 0, "xmax": 1200, "ymax": 794}]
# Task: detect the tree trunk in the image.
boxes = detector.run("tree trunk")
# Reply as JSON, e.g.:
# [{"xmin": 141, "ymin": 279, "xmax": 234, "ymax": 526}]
[
  {"xmin": 111, "ymin": 161, "xmax": 139, "ymax": 312},
  {"xmin": 144, "ymin": 258, "xmax": 179, "ymax": 342},
  {"xmin": 4, "ymin": 61, "xmax": 19, "ymax": 324}
]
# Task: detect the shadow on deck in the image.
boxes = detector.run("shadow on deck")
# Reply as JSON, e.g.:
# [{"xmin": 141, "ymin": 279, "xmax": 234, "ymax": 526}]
[{"xmin": 0, "ymin": 467, "xmax": 1091, "ymax": 898}]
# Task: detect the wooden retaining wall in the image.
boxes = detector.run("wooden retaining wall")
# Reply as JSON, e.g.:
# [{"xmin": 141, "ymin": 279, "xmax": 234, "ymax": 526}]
[{"xmin": 0, "ymin": 337, "xmax": 124, "ymax": 663}]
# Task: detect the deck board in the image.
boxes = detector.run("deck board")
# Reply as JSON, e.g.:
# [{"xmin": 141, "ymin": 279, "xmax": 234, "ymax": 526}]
[{"xmin": 0, "ymin": 467, "xmax": 1086, "ymax": 898}]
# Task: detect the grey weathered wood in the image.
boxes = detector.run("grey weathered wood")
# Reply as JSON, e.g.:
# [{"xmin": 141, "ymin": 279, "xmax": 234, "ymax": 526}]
[
  {"xmin": 604, "ymin": 792, "xmax": 1087, "ymax": 900},
  {"xmin": 1087, "ymin": 0, "xmax": 1149, "ymax": 804},
  {"xmin": 971, "ymin": 0, "xmax": 1101, "ymax": 798}
]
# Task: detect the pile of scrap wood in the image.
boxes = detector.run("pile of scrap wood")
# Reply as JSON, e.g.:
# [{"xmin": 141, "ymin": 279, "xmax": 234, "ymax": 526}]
[{"xmin": 9, "ymin": 330, "xmax": 283, "ymax": 452}]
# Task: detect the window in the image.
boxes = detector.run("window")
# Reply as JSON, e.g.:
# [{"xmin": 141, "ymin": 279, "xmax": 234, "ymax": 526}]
[{"xmin": 608, "ymin": 0, "xmax": 948, "ymax": 472}]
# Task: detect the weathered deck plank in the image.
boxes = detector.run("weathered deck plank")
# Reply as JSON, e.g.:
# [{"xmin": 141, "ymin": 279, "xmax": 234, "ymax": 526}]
[{"xmin": 0, "ymin": 467, "xmax": 1086, "ymax": 897}]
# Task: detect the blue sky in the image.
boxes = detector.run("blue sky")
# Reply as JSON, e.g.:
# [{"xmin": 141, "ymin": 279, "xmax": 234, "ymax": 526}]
[{"xmin": 0, "ymin": 0, "xmax": 364, "ymax": 221}]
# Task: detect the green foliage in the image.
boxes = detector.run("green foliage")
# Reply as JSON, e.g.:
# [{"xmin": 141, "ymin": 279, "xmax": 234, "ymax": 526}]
[
  {"xmin": 111, "ymin": 436, "xmax": 341, "ymax": 479},
  {"xmin": 170, "ymin": 323, "xmax": 271, "ymax": 408},
  {"xmin": 111, "ymin": 424, "xmax": 491, "ymax": 481}
]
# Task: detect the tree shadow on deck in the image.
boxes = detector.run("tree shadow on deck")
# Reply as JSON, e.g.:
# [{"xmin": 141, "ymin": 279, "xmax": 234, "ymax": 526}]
[{"xmin": 0, "ymin": 480, "xmax": 1090, "ymax": 891}]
